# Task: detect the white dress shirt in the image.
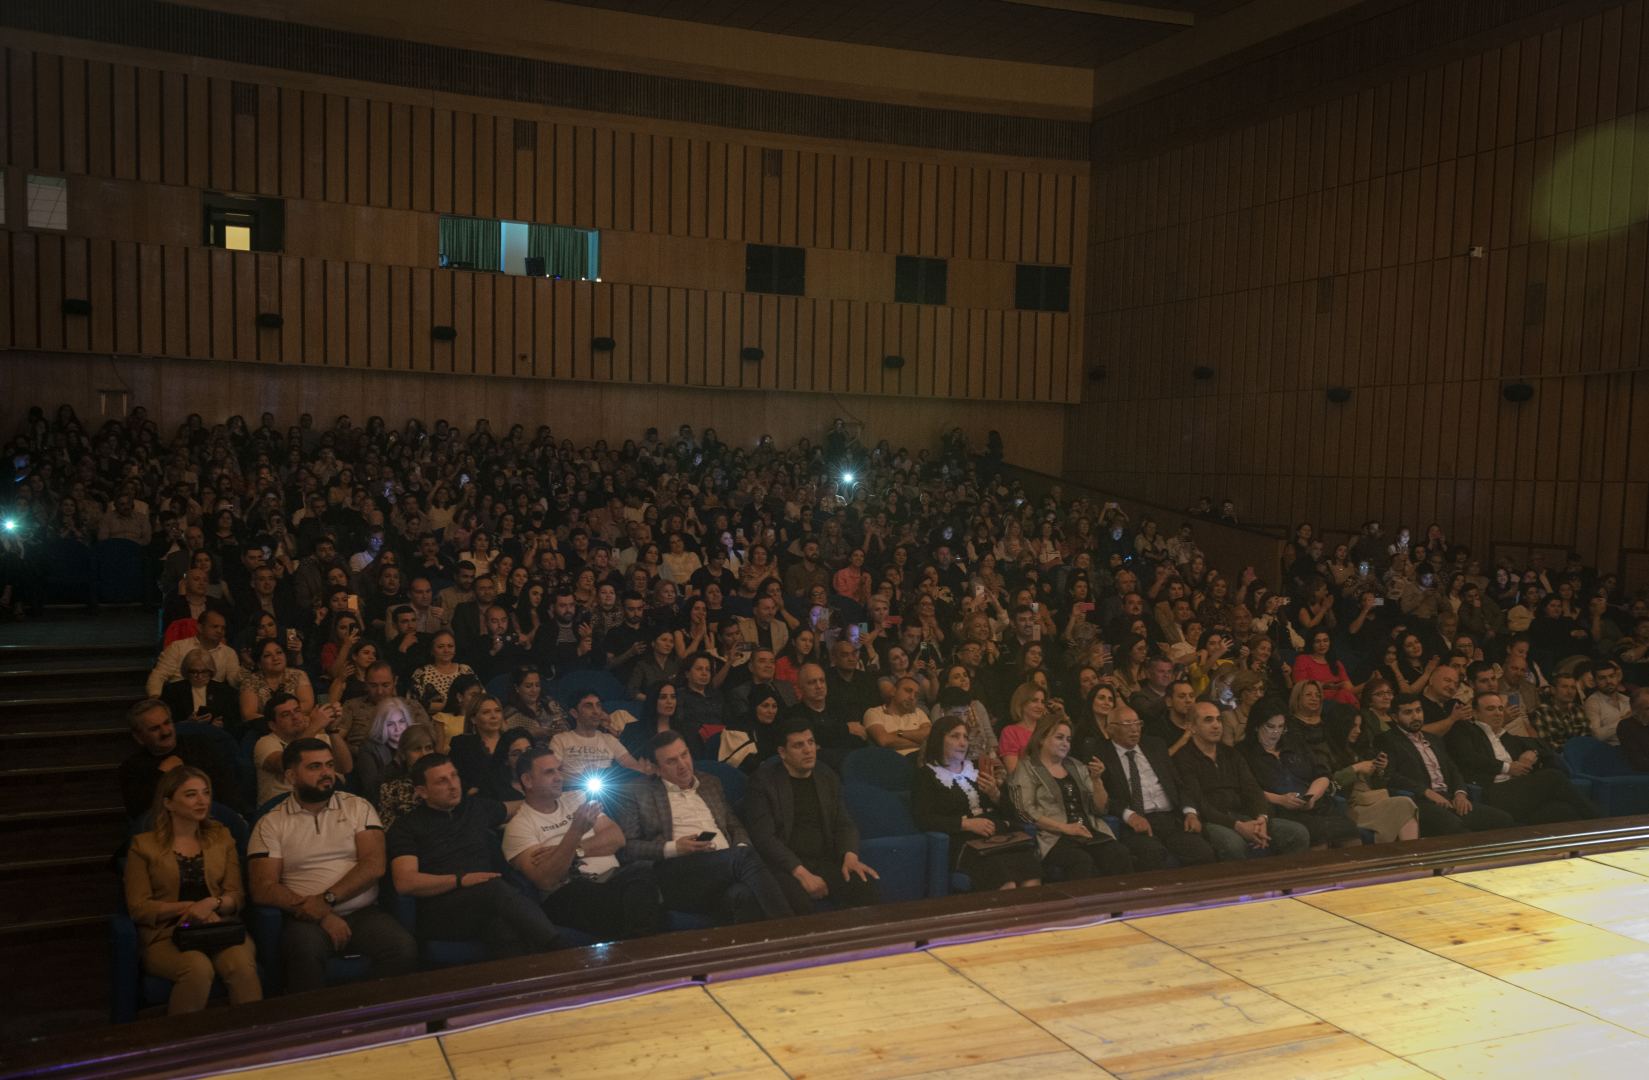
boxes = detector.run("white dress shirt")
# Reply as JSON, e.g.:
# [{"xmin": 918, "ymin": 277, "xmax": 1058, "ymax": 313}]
[{"xmin": 662, "ymin": 775, "xmax": 730, "ymax": 857}]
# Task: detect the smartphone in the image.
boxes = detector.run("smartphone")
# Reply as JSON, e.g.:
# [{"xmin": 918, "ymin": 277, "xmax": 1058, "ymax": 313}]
[
  {"xmin": 1358, "ymin": 561, "xmax": 1371, "ymax": 577},
  {"xmin": 1507, "ymin": 692, "xmax": 1522, "ymax": 710},
  {"xmin": 1371, "ymin": 597, "xmax": 1385, "ymax": 607},
  {"xmin": 695, "ymin": 831, "xmax": 717, "ymax": 842},
  {"xmin": 849, "ymin": 624, "xmax": 861, "ymax": 645}
]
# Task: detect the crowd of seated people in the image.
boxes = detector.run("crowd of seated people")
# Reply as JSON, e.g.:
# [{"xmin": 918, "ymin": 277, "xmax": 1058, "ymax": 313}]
[{"xmin": 2, "ymin": 402, "xmax": 1645, "ymax": 1017}]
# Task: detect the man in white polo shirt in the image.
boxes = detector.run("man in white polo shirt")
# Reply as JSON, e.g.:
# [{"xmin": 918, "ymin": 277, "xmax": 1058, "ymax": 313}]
[
  {"xmin": 502, "ymin": 747, "xmax": 662, "ymax": 941},
  {"xmin": 248, "ymin": 737, "xmax": 416, "ymax": 992}
]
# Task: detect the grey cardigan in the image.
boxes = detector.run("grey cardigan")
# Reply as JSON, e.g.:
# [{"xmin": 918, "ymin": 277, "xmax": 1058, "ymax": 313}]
[{"xmin": 1009, "ymin": 756, "xmax": 1119, "ymax": 856}]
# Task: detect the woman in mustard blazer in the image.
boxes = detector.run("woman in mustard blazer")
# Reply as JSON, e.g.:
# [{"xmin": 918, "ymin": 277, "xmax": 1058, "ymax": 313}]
[{"xmin": 122, "ymin": 766, "xmax": 261, "ymax": 1014}]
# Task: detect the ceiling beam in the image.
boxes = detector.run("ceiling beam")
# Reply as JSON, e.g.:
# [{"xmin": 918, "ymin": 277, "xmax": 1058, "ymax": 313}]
[{"xmin": 1000, "ymin": 0, "xmax": 1196, "ymax": 26}]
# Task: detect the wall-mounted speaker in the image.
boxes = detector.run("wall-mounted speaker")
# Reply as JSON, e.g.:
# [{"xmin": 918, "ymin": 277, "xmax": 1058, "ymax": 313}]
[
  {"xmin": 431, "ymin": 325, "xmax": 458, "ymax": 342},
  {"xmin": 882, "ymin": 354, "xmax": 906, "ymax": 369},
  {"xmin": 1502, "ymin": 381, "xmax": 1535, "ymax": 403},
  {"xmin": 591, "ymin": 336, "xmax": 616, "ymax": 352},
  {"xmin": 256, "ymin": 312, "xmax": 284, "ymax": 329},
  {"xmin": 1326, "ymin": 386, "xmax": 1352, "ymax": 404},
  {"xmin": 740, "ymin": 346, "xmax": 764, "ymax": 363},
  {"xmin": 61, "ymin": 298, "xmax": 92, "ymax": 317},
  {"xmin": 1191, "ymin": 365, "xmax": 1216, "ymax": 380}
]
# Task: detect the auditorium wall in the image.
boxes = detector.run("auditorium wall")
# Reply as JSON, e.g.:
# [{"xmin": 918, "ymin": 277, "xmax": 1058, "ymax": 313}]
[
  {"xmin": 1073, "ymin": 0, "xmax": 1649, "ymax": 573},
  {"xmin": 0, "ymin": 26, "xmax": 1088, "ymax": 409},
  {"xmin": 0, "ymin": 351, "xmax": 1068, "ymax": 475}
]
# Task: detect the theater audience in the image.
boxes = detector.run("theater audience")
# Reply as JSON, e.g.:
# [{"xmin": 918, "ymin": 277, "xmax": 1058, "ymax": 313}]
[
  {"xmin": 119, "ymin": 699, "xmax": 241, "ymax": 818},
  {"xmin": 503, "ymin": 746, "xmax": 664, "ymax": 940},
  {"xmin": 1379, "ymin": 693, "xmax": 1517, "ymax": 835},
  {"xmin": 387, "ymin": 754, "xmax": 561, "ymax": 957},
  {"xmin": 550, "ymin": 692, "xmax": 647, "ymax": 782},
  {"xmin": 240, "ymin": 639, "xmax": 316, "ymax": 729},
  {"xmin": 253, "ymin": 695, "xmax": 353, "ymax": 806},
  {"xmin": 1239, "ymin": 701, "xmax": 1362, "ymax": 848},
  {"xmin": 912, "ymin": 715, "xmax": 1042, "ymax": 889},
  {"xmin": 146, "ymin": 610, "xmax": 240, "ymax": 696},
  {"xmin": 1619, "ymin": 689, "xmax": 1649, "ymax": 772},
  {"xmin": 1173, "ymin": 702, "xmax": 1312, "ymax": 859},
  {"xmin": 1009, "ymin": 708, "xmax": 1134, "ymax": 879},
  {"xmin": 159, "ymin": 648, "xmax": 244, "ymax": 737},
  {"xmin": 1089, "ymin": 705, "xmax": 1218, "ymax": 867},
  {"xmin": 374, "ymin": 723, "xmax": 439, "ymax": 828},
  {"xmin": 1446, "ymin": 691, "xmax": 1597, "ymax": 825},
  {"xmin": 1529, "ymin": 673, "xmax": 1591, "ymax": 750},
  {"xmin": 123, "ymin": 767, "xmax": 260, "ymax": 1015},
  {"xmin": 1585, "ymin": 660, "xmax": 1631, "ymax": 745},
  {"xmin": 614, "ymin": 731, "xmax": 793, "ymax": 922},
  {"xmin": 248, "ymin": 738, "xmax": 416, "ymax": 991},
  {"xmin": 747, "ymin": 722, "xmax": 881, "ymax": 913}
]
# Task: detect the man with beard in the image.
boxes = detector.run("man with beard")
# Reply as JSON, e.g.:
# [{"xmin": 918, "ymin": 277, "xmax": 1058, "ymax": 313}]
[{"xmin": 248, "ymin": 738, "xmax": 417, "ymax": 992}]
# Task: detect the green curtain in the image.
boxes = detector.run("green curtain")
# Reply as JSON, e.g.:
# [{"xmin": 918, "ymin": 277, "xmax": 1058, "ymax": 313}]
[
  {"xmin": 439, "ymin": 217, "xmax": 502, "ymax": 270},
  {"xmin": 528, "ymin": 224, "xmax": 599, "ymax": 280}
]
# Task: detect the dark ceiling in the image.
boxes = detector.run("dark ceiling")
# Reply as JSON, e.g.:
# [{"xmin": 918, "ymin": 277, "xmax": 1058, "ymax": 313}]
[{"xmin": 555, "ymin": 0, "xmax": 1254, "ymax": 69}]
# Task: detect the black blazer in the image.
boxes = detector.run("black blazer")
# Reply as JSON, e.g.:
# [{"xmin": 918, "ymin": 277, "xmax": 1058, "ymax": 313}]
[
  {"xmin": 1445, "ymin": 722, "xmax": 1558, "ymax": 787},
  {"xmin": 159, "ymin": 678, "xmax": 244, "ymax": 736},
  {"xmin": 744, "ymin": 757, "xmax": 860, "ymax": 873},
  {"xmin": 1092, "ymin": 735, "xmax": 1194, "ymax": 818},
  {"xmin": 910, "ymin": 765, "xmax": 1014, "ymax": 843},
  {"xmin": 1378, "ymin": 726, "xmax": 1468, "ymax": 797}
]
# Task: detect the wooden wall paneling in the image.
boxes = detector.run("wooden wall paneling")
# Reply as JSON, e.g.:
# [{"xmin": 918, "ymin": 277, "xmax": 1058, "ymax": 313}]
[
  {"xmin": 586, "ymin": 126, "xmax": 612, "ymax": 230},
  {"xmin": 844, "ymin": 300, "xmax": 866, "ymax": 395},
  {"xmin": 492, "ymin": 268, "xmax": 516, "ymax": 376},
  {"xmin": 407, "ymin": 266, "xmax": 432, "ymax": 373},
  {"xmin": 299, "ymin": 256, "xmax": 324, "ymax": 367},
  {"xmin": 825, "ymin": 154, "xmax": 847, "ymax": 251},
  {"xmin": 621, "ymin": 283, "xmax": 644, "ymax": 384},
  {"xmin": 591, "ymin": 279, "xmax": 614, "ymax": 383},
  {"xmin": 485, "ymin": 113, "xmax": 510, "ymax": 221},
  {"xmin": 278, "ymin": 88, "xmax": 303, "ymax": 198},
  {"xmin": 389, "ymin": 103, "xmax": 413, "ymax": 212},
  {"xmin": 405, "ymin": 106, "xmax": 431, "ymax": 213},
  {"xmin": 901, "ymin": 158, "xmax": 922, "ymax": 255},
  {"xmin": 451, "ymin": 111, "xmax": 474, "ymax": 216},
  {"xmin": 757, "ymin": 292, "xmax": 780, "ymax": 391},
  {"xmin": 322, "ymin": 94, "xmax": 347, "ymax": 205},
  {"xmin": 655, "ymin": 134, "xmax": 676, "ymax": 239},
  {"xmin": 864, "ymin": 157, "xmax": 886, "ymax": 255},
  {"xmin": 84, "ymin": 60, "xmax": 115, "ymax": 181},
  {"xmin": 681, "ymin": 285, "xmax": 704, "ymax": 387},
  {"xmin": 798, "ymin": 150, "xmax": 817, "ymax": 248},
  {"xmin": 136, "ymin": 242, "xmax": 164, "ymax": 356},
  {"xmin": 297, "ymin": 91, "xmax": 323, "ymax": 201},
  {"xmin": 58, "ymin": 55, "xmax": 87, "ymax": 176},
  {"xmin": 742, "ymin": 143, "xmax": 764, "ymax": 246},
  {"xmin": 703, "ymin": 139, "xmax": 727, "ymax": 240},
  {"xmin": 229, "ymin": 249, "xmax": 255, "ymax": 362},
  {"xmin": 469, "ymin": 271, "xmax": 494, "ymax": 375},
  {"xmin": 33, "ymin": 234, "xmax": 63, "ymax": 352},
  {"xmin": 530, "ymin": 276, "xmax": 553, "ymax": 380},
  {"xmin": 472, "ymin": 114, "xmax": 496, "ymax": 219},
  {"xmin": 983, "ymin": 308, "xmax": 1003, "ymax": 401},
  {"xmin": 368, "ymin": 98, "xmax": 391, "ymax": 208},
  {"xmin": 515, "ymin": 276, "xmax": 536, "ymax": 379},
  {"xmin": 34, "ymin": 52, "xmax": 62, "ymax": 174},
  {"xmin": 61, "ymin": 235, "xmax": 89, "ymax": 353},
  {"xmin": 279, "ymin": 253, "xmax": 303, "ymax": 364},
  {"xmin": 704, "ymin": 286, "xmax": 728, "ymax": 388},
  {"xmin": 367, "ymin": 261, "xmax": 391, "ymax": 370},
  {"xmin": 819, "ymin": 298, "xmax": 841, "ymax": 393},
  {"xmin": 629, "ymin": 130, "xmax": 651, "ymax": 235},
  {"xmin": 346, "ymin": 260, "xmax": 372, "ymax": 368}
]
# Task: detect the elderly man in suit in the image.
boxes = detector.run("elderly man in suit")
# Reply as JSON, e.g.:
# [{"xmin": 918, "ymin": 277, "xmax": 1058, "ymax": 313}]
[
  {"xmin": 1446, "ymin": 691, "xmax": 1598, "ymax": 826},
  {"xmin": 745, "ymin": 721, "xmax": 881, "ymax": 914},
  {"xmin": 613, "ymin": 730, "xmax": 791, "ymax": 923},
  {"xmin": 1091, "ymin": 705, "xmax": 1218, "ymax": 869}
]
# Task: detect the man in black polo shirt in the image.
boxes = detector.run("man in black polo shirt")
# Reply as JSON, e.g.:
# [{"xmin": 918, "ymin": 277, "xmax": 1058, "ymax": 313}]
[
  {"xmin": 784, "ymin": 662, "xmax": 864, "ymax": 767},
  {"xmin": 387, "ymin": 754, "xmax": 562, "ymax": 957}
]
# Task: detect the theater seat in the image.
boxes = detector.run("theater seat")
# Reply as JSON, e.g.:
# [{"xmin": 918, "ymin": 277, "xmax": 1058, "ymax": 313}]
[
  {"xmin": 95, "ymin": 538, "xmax": 147, "ymax": 604},
  {"xmin": 389, "ymin": 887, "xmax": 594, "ymax": 965},
  {"xmin": 1561, "ymin": 737, "xmax": 1649, "ymax": 815},
  {"xmin": 842, "ymin": 782, "xmax": 945, "ymax": 903},
  {"xmin": 693, "ymin": 760, "xmax": 747, "ymax": 815},
  {"xmin": 548, "ymin": 670, "xmax": 627, "ymax": 708},
  {"xmin": 245, "ymin": 905, "xmax": 372, "ymax": 994},
  {"xmin": 841, "ymin": 747, "xmax": 916, "ymax": 793}
]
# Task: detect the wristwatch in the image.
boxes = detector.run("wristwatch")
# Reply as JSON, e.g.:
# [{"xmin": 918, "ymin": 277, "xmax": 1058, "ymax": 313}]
[
  {"xmin": 574, "ymin": 846, "xmax": 587, "ymax": 859},
  {"xmin": 322, "ymin": 890, "xmax": 337, "ymax": 906}
]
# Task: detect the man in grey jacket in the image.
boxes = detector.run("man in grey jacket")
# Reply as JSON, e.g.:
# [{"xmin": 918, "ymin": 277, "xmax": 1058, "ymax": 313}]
[
  {"xmin": 613, "ymin": 730, "xmax": 791, "ymax": 923},
  {"xmin": 745, "ymin": 721, "xmax": 881, "ymax": 914}
]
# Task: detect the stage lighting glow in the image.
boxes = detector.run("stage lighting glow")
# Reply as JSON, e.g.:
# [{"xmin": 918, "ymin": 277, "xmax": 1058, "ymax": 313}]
[{"xmin": 841, "ymin": 472, "xmax": 855, "ymax": 485}]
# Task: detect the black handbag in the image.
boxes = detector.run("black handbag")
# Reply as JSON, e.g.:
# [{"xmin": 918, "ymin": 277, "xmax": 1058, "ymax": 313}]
[{"xmin": 172, "ymin": 916, "xmax": 246, "ymax": 953}]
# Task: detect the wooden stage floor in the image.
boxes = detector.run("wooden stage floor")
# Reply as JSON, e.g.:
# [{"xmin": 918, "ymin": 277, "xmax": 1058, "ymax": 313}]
[{"xmin": 221, "ymin": 847, "xmax": 1649, "ymax": 1080}]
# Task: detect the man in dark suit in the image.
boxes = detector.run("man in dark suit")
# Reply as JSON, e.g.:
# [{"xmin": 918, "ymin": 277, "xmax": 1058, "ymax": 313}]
[
  {"xmin": 613, "ymin": 731, "xmax": 791, "ymax": 923},
  {"xmin": 1379, "ymin": 693, "xmax": 1516, "ymax": 836},
  {"xmin": 745, "ymin": 721, "xmax": 881, "ymax": 915},
  {"xmin": 1446, "ymin": 691, "xmax": 1598, "ymax": 825},
  {"xmin": 450, "ymin": 575, "xmax": 502, "ymax": 665},
  {"xmin": 1091, "ymin": 705, "xmax": 1217, "ymax": 869}
]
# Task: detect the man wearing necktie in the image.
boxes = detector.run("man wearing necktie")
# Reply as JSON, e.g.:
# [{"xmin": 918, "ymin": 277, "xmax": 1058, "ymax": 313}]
[{"xmin": 1091, "ymin": 705, "xmax": 1219, "ymax": 869}]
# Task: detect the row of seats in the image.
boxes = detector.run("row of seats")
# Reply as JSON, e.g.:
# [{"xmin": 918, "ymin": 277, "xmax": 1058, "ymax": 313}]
[{"xmin": 39, "ymin": 537, "xmax": 149, "ymax": 605}]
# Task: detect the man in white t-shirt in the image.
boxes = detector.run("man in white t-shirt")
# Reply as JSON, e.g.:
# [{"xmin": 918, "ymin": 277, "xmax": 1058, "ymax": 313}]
[
  {"xmin": 502, "ymin": 747, "xmax": 662, "ymax": 940},
  {"xmin": 253, "ymin": 694, "xmax": 353, "ymax": 806},
  {"xmin": 549, "ymin": 691, "xmax": 646, "ymax": 782},
  {"xmin": 863, "ymin": 676, "xmax": 932, "ymax": 755},
  {"xmin": 248, "ymin": 737, "xmax": 416, "ymax": 992}
]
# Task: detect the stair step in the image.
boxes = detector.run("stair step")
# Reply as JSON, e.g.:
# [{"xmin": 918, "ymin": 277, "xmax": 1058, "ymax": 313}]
[
  {"xmin": 1, "ymin": 740, "xmax": 128, "ymax": 771},
  {"xmin": 0, "ymin": 808, "xmax": 127, "ymax": 865},
  {"xmin": 0, "ymin": 766, "xmax": 123, "ymax": 817},
  {"xmin": 0, "ymin": 865, "xmax": 120, "ymax": 926}
]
